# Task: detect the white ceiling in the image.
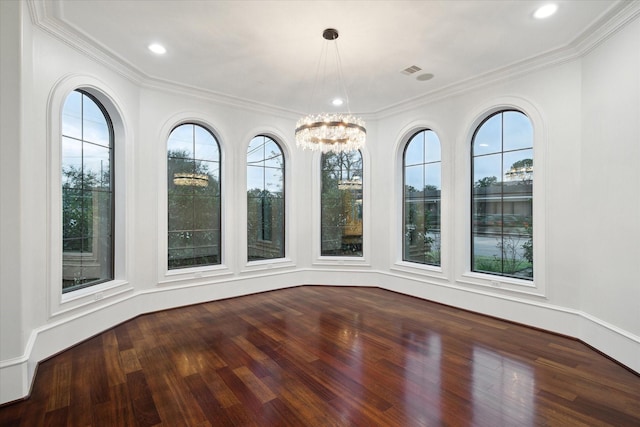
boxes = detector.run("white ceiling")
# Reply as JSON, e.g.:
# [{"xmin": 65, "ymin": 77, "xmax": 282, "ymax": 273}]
[{"xmin": 46, "ymin": 0, "xmax": 624, "ymax": 115}]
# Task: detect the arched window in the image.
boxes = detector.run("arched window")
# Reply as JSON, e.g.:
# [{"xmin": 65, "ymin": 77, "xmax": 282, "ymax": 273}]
[
  {"xmin": 247, "ymin": 135, "xmax": 285, "ymax": 261},
  {"xmin": 321, "ymin": 150, "xmax": 363, "ymax": 257},
  {"xmin": 61, "ymin": 90, "xmax": 114, "ymax": 292},
  {"xmin": 403, "ymin": 129, "xmax": 441, "ymax": 266},
  {"xmin": 472, "ymin": 110, "xmax": 533, "ymax": 279},
  {"xmin": 167, "ymin": 123, "xmax": 221, "ymax": 269}
]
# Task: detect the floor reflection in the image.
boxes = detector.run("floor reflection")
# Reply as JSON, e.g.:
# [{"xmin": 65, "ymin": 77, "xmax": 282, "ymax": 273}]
[
  {"xmin": 472, "ymin": 346, "xmax": 535, "ymax": 426},
  {"xmin": 402, "ymin": 324, "xmax": 444, "ymax": 425}
]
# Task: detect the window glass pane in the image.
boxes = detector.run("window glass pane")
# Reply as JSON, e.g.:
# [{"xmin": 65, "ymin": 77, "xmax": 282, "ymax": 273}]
[
  {"xmin": 168, "ymin": 158, "xmax": 195, "ymax": 195},
  {"xmin": 168, "ymin": 248, "xmax": 195, "ymax": 269},
  {"xmin": 247, "ymin": 137, "xmax": 265, "ymax": 166},
  {"xmin": 321, "ymin": 151, "xmax": 363, "ymax": 257},
  {"xmin": 82, "ymin": 95, "xmax": 110, "ymax": 147},
  {"xmin": 168, "ymin": 195, "xmax": 194, "ymax": 231},
  {"xmin": 62, "ymin": 91, "xmax": 82, "ymax": 140},
  {"xmin": 503, "ymin": 111, "xmax": 533, "ymax": 152},
  {"xmin": 247, "ymin": 136, "xmax": 285, "ymax": 261},
  {"xmin": 424, "ymin": 162, "xmax": 441, "ymax": 191},
  {"xmin": 61, "ymin": 137, "xmax": 83, "ymax": 189},
  {"xmin": 503, "ymin": 149, "xmax": 533, "ymax": 184},
  {"xmin": 264, "ymin": 141, "xmax": 283, "ymax": 168},
  {"xmin": 474, "ymin": 114, "xmax": 501, "ymax": 155},
  {"xmin": 193, "ymin": 196, "xmax": 217, "ymax": 230},
  {"xmin": 62, "ymin": 189, "xmax": 88, "ymax": 240},
  {"xmin": 167, "ymin": 125, "xmax": 194, "ymax": 158},
  {"xmin": 247, "ymin": 166, "xmax": 265, "ymax": 191},
  {"xmin": 196, "ymin": 160, "xmax": 220, "ymax": 197},
  {"xmin": 168, "ymin": 231, "xmax": 191, "ymax": 249},
  {"xmin": 424, "ymin": 130, "xmax": 441, "ymax": 164},
  {"xmin": 473, "ymin": 154, "xmax": 501, "ymax": 192},
  {"xmin": 62, "ymin": 90, "xmax": 113, "ymax": 293},
  {"xmin": 471, "ymin": 110, "xmax": 533, "ymax": 280},
  {"xmin": 265, "ymin": 167, "xmax": 283, "ymax": 194},
  {"xmin": 83, "ymin": 143, "xmax": 111, "ymax": 190},
  {"xmin": 404, "ymin": 165, "xmax": 423, "ymax": 199},
  {"xmin": 167, "ymin": 124, "xmax": 221, "ymax": 269},
  {"xmin": 403, "ymin": 130, "xmax": 441, "ymax": 266},
  {"xmin": 192, "ymin": 230, "xmax": 217, "ymax": 248},
  {"xmin": 404, "ymin": 132, "xmax": 424, "ymax": 166},
  {"xmin": 194, "ymin": 125, "xmax": 218, "ymax": 161}
]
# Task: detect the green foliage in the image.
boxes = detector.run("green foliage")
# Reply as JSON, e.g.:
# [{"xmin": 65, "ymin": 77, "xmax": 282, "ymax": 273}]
[
  {"xmin": 510, "ymin": 158, "xmax": 533, "ymax": 170},
  {"xmin": 474, "ymin": 176, "xmax": 498, "ymax": 188},
  {"xmin": 62, "ymin": 165, "xmax": 101, "ymax": 252},
  {"xmin": 522, "ymin": 221, "xmax": 533, "ymax": 264}
]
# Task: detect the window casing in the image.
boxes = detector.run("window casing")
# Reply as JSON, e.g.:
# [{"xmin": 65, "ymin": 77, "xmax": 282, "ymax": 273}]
[
  {"xmin": 167, "ymin": 123, "xmax": 221, "ymax": 269},
  {"xmin": 321, "ymin": 151, "xmax": 363, "ymax": 257},
  {"xmin": 61, "ymin": 90, "xmax": 114, "ymax": 293},
  {"xmin": 471, "ymin": 110, "xmax": 533, "ymax": 280},
  {"xmin": 247, "ymin": 135, "xmax": 285, "ymax": 261},
  {"xmin": 403, "ymin": 129, "xmax": 442, "ymax": 266}
]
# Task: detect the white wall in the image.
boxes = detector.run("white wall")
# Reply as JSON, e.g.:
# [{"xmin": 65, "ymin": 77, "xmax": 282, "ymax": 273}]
[
  {"xmin": 1, "ymin": 2, "xmax": 638, "ymax": 405},
  {"xmin": 580, "ymin": 17, "xmax": 640, "ymax": 336},
  {"xmin": 0, "ymin": 0, "xmax": 27, "ymax": 399}
]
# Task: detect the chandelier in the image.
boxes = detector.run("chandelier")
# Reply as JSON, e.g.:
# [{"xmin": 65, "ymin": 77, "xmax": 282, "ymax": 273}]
[{"xmin": 295, "ymin": 29, "xmax": 366, "ymax": 153}]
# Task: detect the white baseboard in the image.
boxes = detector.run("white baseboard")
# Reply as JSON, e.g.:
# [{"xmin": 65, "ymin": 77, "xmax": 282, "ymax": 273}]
[{"xmin": 2, "ymin": 271, "xmax": 638, "ymax": 405}]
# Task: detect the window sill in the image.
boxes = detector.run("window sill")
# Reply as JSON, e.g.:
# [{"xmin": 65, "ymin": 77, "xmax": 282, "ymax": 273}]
[
  {"xmin": 312, "ymin": 256, "xmax": 370, "ymax": 267},
  {"xmin": 159, "ymin": 264, "xmax": 232, "ymax": 285},
  {"xmin": 242, "ymin": 257, "xmax": 295, "ymax": 273},
  {"xmin": 391, "ymin": 261, "xmax": 444, "ymax": 278},
  {"xmin": 458, "ymin": 271, "xmax": 544, "ymax": 297},
  {"xmin": 52, "ymin": 279, "xmax": 133, "ymax": 317}
]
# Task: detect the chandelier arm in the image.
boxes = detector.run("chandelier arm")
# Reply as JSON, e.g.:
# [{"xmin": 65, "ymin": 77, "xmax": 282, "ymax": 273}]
[
  {"xmin": 333, "ymin": 39, "xmax": 352, "ymax": 114},
  {"xmin": 308, "ymin": 39, "xmax": 328, "ymax": 114}
]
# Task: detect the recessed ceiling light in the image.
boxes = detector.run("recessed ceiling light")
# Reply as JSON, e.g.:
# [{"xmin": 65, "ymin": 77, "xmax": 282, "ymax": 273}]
[
  {"xmin": 332, "ymin": 98, "xmax": 344, "ymax": 106},
  {"xmin": 148, "ymin": 43, "xmax": 167, "ymax": 55},
  {"xmin": 534, "ymin": 4, "xmax": 558, "ymax": 19}
]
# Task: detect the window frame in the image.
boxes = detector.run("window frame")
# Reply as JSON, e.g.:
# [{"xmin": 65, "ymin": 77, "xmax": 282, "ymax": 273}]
[
  {"xmin": 319, "ymin": 150, "xmax": 365, "ymax": 258},
  {"xmin": 157, "ymin": 114, "xmax": 230, "ymax": 285},
  {"xmin": 48, "ymin": 77, "xmax": 133, "ymax": 317},
  {"xmin": 61, "ymin": 89, "xmax": 115, "ymax": 293},
  {"xmin": 246, "ymin": 134, "xmax": 286, "ymax": 262},
  {"xmin": 312, "ymin": 147, "xmax": 370, "ymax": 266},
  {"xmin": 457, "ymin": 99, "xmax": 546, "ymax": 297},
  {"xmin": 470, "ymin": 109, "xmax": 533, "ymax": 281},
  {"xmin": 166, "ymin": 122, "xmax": 222, "ymax": 271},
  {"xmin": 402, "ymin": 129, "xmax": 442, "ymax": 267}
]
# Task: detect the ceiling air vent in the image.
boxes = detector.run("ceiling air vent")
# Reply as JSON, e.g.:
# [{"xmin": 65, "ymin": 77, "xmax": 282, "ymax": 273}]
[{"xmin": 401, "ymin": 65, "xmax": 422, "ymax": 75}]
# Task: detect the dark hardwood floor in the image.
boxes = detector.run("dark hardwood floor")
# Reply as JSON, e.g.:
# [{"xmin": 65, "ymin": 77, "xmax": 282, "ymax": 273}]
[{"xmin": 1, "ymin": 286, "xmax": 639, "ymax": 426}]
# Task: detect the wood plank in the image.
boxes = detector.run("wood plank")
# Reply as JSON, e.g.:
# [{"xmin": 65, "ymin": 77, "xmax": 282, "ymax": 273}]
[{"xmin": 1, "ymin": 286, "xmax": 638, "ymax": 426}]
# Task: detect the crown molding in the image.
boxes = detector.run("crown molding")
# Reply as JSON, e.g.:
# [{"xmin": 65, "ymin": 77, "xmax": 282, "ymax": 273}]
[
  {"xmin": 375, "ymin": 0, "xmax": 639, "ymax": 119},
  {"xmin": 27, "ymin": 0, "xmax": 302, "ymax": 120},
  {"xmin": 572, "ymin": 0, "xmax": 640, "ymax": 56},
  {"xmin": 27, "ymin": 0, "xmax": 639, "ymax": 121},
  {"xmin": 27, "ymin": 0, "xmax": 145, "ymax": 87},
  {"xmin": 140, "ymin": 77, "xmax": 301, "ymax": 121}
]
